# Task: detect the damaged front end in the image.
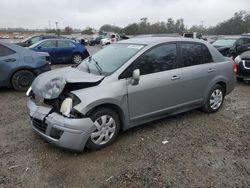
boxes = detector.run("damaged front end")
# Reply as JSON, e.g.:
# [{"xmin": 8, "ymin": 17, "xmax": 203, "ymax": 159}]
[{"xmin": 26, "ymin": 67, "xmax": 103, "ymax": 151}]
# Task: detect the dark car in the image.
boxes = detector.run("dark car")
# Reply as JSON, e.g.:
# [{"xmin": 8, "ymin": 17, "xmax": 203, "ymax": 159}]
[
  {"xmin": 0, "ymin": 42, "xmax": 51, "ymax": 91},
  {"xmin": 15, "ymin": 35, "xmax": 64, "ymax": 47},
  {"xmin": 29, "ymin": 39, "xmax": 90, "ymax": 64},
  {"xmin": 212, "ymin": 37, "xmax": 238, "ymax": 57},
  {"xmin": 89, "ymin": 36, "xmax": 104, "ymax": 46},
  {"xmin": 230, "ymin": 35, "xmax": 250, "ymax": 58},
  {"xmin": 213, "ymin": 36, "xmax": 250, "ymax": 58},
  {"xmin": 234, "ymin": 50, "xmax": 250, "ymax": 82}
]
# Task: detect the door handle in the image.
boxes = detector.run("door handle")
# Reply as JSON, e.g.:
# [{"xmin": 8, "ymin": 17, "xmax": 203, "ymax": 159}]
[
  {"xmin": 4, "ymin": 58, "xmax": 16, "ymax": 62},
  {"xmin": 207, "ymin": 68, "xmax": 215, "ymax": 73},
  {"xmin": 171, "ymin": 75, "xmax": 180, "ymax": 80}
]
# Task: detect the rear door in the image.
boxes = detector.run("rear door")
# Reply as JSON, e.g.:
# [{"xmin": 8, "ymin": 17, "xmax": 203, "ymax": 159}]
[
  {"xmin": 0, "ymin": 44, "xmax": 19, "ymax": 85},
  {"xmin": 55, "ymin": 40, "xmax": 75, "ymax": 63},
  {"xmin": 126, "ymin": 43, "xmax": 183, "ymax": 121},
  {"xmin": 178, "ymin": 42, "xmax": 215, "ymax": 104},
  {"xmin": 37, "ymin": 41, "xmax": 57, "ymax": 63}
]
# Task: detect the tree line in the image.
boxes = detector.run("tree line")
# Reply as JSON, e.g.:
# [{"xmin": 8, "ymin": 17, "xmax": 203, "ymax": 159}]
[
  {"xmin": 47, "ymin": 10, "xmax": 250, "ymax": 36},
  {"xmin": 97, "ymin": 10, "xmax": 250, "ymax": 35}
]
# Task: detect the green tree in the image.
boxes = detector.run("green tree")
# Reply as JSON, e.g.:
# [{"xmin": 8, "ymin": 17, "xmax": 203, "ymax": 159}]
[
  {"xmin": 82, "ymin": 27, "xmax": 94, "ymax": 35},
  {"xmin": 64, "ymin": 26, "xmax": 73, "ymax": 35}
]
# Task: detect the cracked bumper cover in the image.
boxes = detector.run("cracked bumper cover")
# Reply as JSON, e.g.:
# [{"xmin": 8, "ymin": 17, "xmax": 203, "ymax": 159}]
[{"xmin": 26, "ymin": 97, "xmax": 95, "ymax": 151}]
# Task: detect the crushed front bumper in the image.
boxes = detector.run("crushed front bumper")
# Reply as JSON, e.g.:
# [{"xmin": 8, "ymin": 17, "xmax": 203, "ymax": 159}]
[{"xmin": 26, "ymin": 97, "xmax": 95, "ymax": 151}]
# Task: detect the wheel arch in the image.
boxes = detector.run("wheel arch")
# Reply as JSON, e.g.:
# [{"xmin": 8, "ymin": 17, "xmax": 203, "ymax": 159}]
[{"xmin": 86, "ymin": 103, "xmax": 126, "ymax": 131}]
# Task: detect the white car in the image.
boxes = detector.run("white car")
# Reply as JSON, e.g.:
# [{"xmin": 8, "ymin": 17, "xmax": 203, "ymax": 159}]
[{"xmin": 101, "ymin": 33, "xmax": 120, "ymax": 46}]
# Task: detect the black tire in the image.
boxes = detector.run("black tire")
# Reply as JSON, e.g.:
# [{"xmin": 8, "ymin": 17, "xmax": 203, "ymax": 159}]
[
  {"xmin": 86, "ymin": 108, "xmax": 120, "ymax": 150},
  {"xmin": 202, "ymin": 84, "xmax": 225, "ymax": 113},
  {"xmin": 11, "ymin": 70, "xmax": 36, "ymax": 91},
  {"xmin": 72, "ymin": 53, "xmax": 83, "ymax": 64},
  {"xmin": 237, "ymin": 77, "xmax": 243, "ymax": 82}
]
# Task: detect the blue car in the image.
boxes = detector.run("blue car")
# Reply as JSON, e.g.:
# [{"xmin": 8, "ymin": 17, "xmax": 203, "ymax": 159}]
[
  {"xmin": 0, "ymin": 41, "xmax": 51, "ymax": 91},
  {"xmin": 29, "ymin": 39, "xmax": 90, "ymax": 64}
]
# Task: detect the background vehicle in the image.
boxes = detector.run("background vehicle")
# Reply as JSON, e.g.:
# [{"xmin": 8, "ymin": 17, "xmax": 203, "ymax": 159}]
[
  {"xmin": 0, "ymin": 41, "xmax": 51, "ymax": 91},
  {"xmin": 101, "ymin": 33, "xmax": 120, "ymax": 46},
  {"xmin": 27, "ymin": 37, "xmax": 236, "ymax": 151},
  {"xmin": 234, "ymin": 50, "xmax": 250, "ymax": 82},
  {"xmin": 29, "ymin": 39, "xmax": 90, "ymax": 64},
  {"xmin": 15, "ymin": 35, "xmax": 64, "ymax": 47},
  {"xmin": 183, "ymin": 32, "xmax": 202, "ymax": 39},
  {"xmin": 212, "ymin": 37, "xmax": 238, "ymax": 56},
  {"xmin": 230, "ymin": 35, "xmax": 250, "ymax": 58},
  {"xmin": 89, "ymin": 36, "xmax": 104, "ymax": 46}
]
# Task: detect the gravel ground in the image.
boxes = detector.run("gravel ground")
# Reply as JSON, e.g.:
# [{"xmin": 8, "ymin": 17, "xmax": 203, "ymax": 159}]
[{"xmin": 0, "ymin": 46, "xmax": 250, "ymax": 188}]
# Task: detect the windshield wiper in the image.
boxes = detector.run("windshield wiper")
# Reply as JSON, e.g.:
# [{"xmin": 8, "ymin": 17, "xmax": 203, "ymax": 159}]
[
  {"xmin": 92, "ymin": 57, "xmax": 103, "ymax": 75},
  {"xmin": 84, "ymin": 57, "xmax": 91, "ymax": 73}
]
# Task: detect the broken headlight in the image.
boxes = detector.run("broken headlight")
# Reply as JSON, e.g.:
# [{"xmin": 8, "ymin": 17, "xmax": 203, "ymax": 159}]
[
  {"xmin": 60, "ymin": 93, "xmax": 81, "ymax": 118},
  {"xmin": 60, "ymin": 98, "xmax": 73, "ymax": 117}
]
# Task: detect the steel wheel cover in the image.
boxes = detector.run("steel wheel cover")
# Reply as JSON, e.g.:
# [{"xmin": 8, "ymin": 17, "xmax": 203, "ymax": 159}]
[{"xmin": 91, "ymin": 115, "xmax": 116, "ymax": 145}]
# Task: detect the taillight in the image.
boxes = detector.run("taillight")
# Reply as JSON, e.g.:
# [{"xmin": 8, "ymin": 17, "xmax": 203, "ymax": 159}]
[{"xmin": 233, "ymin": 63, "xmax": 237, "ymax": 74}]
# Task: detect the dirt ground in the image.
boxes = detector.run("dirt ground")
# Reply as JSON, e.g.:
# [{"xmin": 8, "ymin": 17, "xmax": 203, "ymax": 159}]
[{"xmin": 0, "ymin": 46, "xmax": 250, "ymax": 188}]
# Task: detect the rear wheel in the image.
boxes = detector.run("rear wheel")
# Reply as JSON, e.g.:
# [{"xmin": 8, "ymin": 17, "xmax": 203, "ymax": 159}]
[
  {"xmin": 72, "ymin": 53, "xmax": 83, "ymax": 64},
  {"xmin": 86, "ymin": 108, "xmax": 120, "ymax": 150},
  {"xmin": 202, "ymin": 84, "xmax": 225, "ymax": 113},
  {"xmin": 11, "ymin": 70, "xmax": 36, "ymax": 91}
]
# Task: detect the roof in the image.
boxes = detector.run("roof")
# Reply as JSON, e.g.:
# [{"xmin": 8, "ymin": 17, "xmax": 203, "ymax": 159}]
[{"xmin": 118, "ymin": 37, "xmax": 207, "ymax": 45}]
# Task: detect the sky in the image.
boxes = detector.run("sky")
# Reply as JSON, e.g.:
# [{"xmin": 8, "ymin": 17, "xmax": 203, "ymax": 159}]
[{"xmin": 0, "ymin": 0, "xmax": 249, "ymax": 29}]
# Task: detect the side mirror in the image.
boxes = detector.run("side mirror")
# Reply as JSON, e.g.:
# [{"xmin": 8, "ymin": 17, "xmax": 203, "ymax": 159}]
[
  {"xmin": 37, "ymin": 46, "xmax": 42, "ymax": 50},
  {"xmin": 131, "ymin": 69, "xmax": 140, "ymax": 85},
  {"xmin": 27, "ymin": 40, "xmax": 32, "ymax": 45}
]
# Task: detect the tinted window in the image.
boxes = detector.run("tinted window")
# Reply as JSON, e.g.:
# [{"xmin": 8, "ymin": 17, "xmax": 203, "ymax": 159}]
[
  {"xmin": 181, "ymin": 43, "xmax": 203, "ymax": 67},
  {"xmin": 40, "ymin": 41, "xmax": 56, "ymax": 48},
  {"xmin": 57, "ymin": 41, "xmax": 70, "ymax": 48},
  {"xmin": 236, "ymin": 38, "xmax": 244, "ymax": 46},
  {"xmin": 135, "ymin": 43, "xmax": 177, "ymax": 75},
  {"xmin": 203, "ymin": 45, "xmax": 213, "ymax": 63},
  {"xmin": 243, "ymin": 38, "xmax": 250, "ymax": 44},
  {"xmin": 0, "ymin": 44, "xmax": 16, "ymax": 57}
]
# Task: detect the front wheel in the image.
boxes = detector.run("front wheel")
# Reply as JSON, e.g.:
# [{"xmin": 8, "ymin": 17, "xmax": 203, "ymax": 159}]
[
  {"xmin": 11, "ymin": 70, "xmax": 36, "ymax": 91},
  {"xmin": 86, "ymin": 108, "xmax": 120, "ymax": 150},
  {"xmin": 202, "ymin": 84, "xmax": 225, "ymax": 113}
]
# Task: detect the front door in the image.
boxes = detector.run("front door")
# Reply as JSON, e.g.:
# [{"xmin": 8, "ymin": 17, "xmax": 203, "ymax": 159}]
[{"xmin": 127, "ymin": 43, "xmax": 182, "ymax": 121}]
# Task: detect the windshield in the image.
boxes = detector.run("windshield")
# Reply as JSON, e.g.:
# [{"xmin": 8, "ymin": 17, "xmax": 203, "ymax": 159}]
[
  {"xmin": 78, "ymin": 43, "xmax": 144, "ymax": 75},
  {"xmin": 212, "ymin": 38, "xmax": 237, "ymax": 47}
]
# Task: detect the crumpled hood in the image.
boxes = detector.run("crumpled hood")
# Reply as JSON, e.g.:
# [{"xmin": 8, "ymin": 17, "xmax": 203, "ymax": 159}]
[{"xmin": 31, "ymin": 67, "xmax": 104, "ymax": 99}]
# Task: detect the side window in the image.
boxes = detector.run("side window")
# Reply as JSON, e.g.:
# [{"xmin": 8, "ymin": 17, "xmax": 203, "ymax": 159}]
[
  {"xmin": 181, "ymin": 43, "xmax": 203, "ymax": 67},
  {"xmin": 57, "ymin": 41, "xmax": 70, "ymax": 48},
  {"xmin": 236, "ymin": 38, "xmax": 244, "ymax": 46},
  {"xmin": 203, "ymin": 45, "xmax": 213, "ymax": 63},
  {"xmin": 0, "ymin": 44, "xmax": 16, "ymax": 57},
  {"xmin": 40, "ymin": 41, "xmax": 56, "ymax": 48},
  {"xmin": 69, "ymin": 42, "xmax": 75, "ymax": 47},
  {"xmin": 30, "ymin": 36, "xmax": 40, "ymax": 45},
  {"xmin": 243, "ymin": 38, "xmax": 250, "ymax": 44},
  {"xmin": 135, "ymin": 43, "xmax": 177, "ymax": 75}
]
